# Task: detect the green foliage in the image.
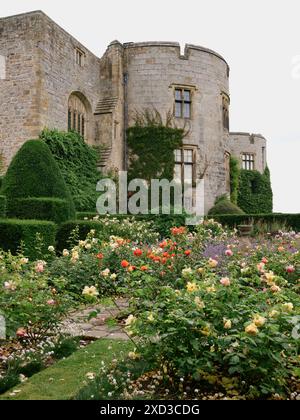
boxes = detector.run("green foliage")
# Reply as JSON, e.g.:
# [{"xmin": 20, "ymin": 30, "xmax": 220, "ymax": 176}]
[
  {"xmin": 209, "ymin": 195, "xmax": 245, "ymax": 216},
  {"xmin": 12, "ymin": 197, "xmax": 71, "ymax": 225},
  {"xmin": 211, "ymin": 213, "xmax": 300, "ymax": 232},
  {"xmin": 0, "ymin": 373, "xmax": 20, "ymax": 395},
  {"xmin": 77, "ymin": 212, "xmax": 189, "ymax": 239},
  {"xmin": 52, "ymin": 336, "xmax": 80, "ymax": 360},
  {"xmin": 230, "ymin": 156, "xmax": 240, "ymax": 205},
  {"xmin": 0, "ymin": 251, "xmax": 73, "ymax": 341},
  {"xmin": 56, "ymin": 216, "xmax": 159, "ymax": 252},
  {"xmin": 0, "ymin": 195, "xmax": 6, "ymax": 217},
  {"xmin": 127, "ymin": 109, "xmax": 184, "ymax": 182},
  {"xmin": 0, "ymin": 219, "xmax": 56, "ymax": 259},
  {"xmin": 1, "ymin": 139, "xmax": 75, "ymax": 220},
  {"xmin": 56, "ymin": 220, "xmax": 103, "ymax": 251},
  {"xmin": 238, "ymin": 167, "xmax": 273, "ymax": 214},
  {"xmin": 40, "ymin": 129, "xmax": 101, "ymax": 211}
]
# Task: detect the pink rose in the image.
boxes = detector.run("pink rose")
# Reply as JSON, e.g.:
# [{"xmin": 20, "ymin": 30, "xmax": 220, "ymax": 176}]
[
  {"xmin": 225, "ymin": 249, "xmax": 233, "ymax": 257},
  {"xmin": 220, "ymin": 277, "xmax": 231, "ymax": 287},
  {"xmin": 47, "ymin": 299, "xmax": 56, "ymax": 306},
  {"xmin": 16, "ymin": 328, "xmax": 27, "ymax": 338},
  {"xmin": 286, "ymin": 265, "xmax": 295, "ymax": 274},
  {"xmin": 35, "ymin": 262, "xmax": 44, "ymax": 273},
  {"xmin": 261, "ymin": 257, "xmax": 268, "ymax": 264}
]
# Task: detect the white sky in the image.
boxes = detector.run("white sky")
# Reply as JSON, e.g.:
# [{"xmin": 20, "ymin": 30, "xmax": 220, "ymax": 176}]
[{"xmin": 1, "ymin": 0, "xmax": 300, "ymax": 213}]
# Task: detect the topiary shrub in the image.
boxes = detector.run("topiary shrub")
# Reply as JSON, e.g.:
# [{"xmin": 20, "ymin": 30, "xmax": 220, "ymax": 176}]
[
  {"xmin": 40, "ymin": 129, "xmax": 102, "ymax": 212},
  {"xmin": 0, "ymin": 195, "xmax": 6, "ymax": 217},
  {"xmin": 1, "ymin": 140, "xmax": 75, "ymax": 221},
  {"xmin": 237, "ymin": 167, "xmax": 273, "ymax": 214},
  {"xmin": 208, "ymin": 195, "xmax": 245, "ymax": 216},
  {"xmin": 12, "ymin": 198, "xmax": 71, "ymax": 225},
  {"xmin": 0, "ymin": 219, "xmax": 56, "ymax": 259}
]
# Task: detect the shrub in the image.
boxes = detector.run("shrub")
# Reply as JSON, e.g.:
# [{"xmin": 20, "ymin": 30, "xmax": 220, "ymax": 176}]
[
  {"xmin": 52, "ymin": 336, "xmax": 80, "ymax": 360},
  {"xmin": 238, "ymin": 167, "xmax": 273, "ymax": 214},
  {"xmin": 56, "ymin": 217, "xmax": 159, "ymax": 252},
  {"xmin": 12, "ymin": 197, "xmax": 71, "ymax": 225},
  {"xmin": 117, "ymin": 227, "xmax": 300, "ymax": 398},
  {"xmin": 0, "ymin": 373, "xmax": 20, "ymax": 395},
  {"xmin": 0, "ymin": 219, "xmax": 56, "ymax": 259},
  {"xmin": 76, "ymin": 212, "xmax": 188, "ymax": 239},
  {"xmin": 0, "ymin": 195, "xmax": 6, "ymax": 217},
  {"xmin": 0, "ymin": 251, "xmax": 73, "ymax": 341},
  {"xmin": 209, "ymin": 196, "xmax": 245, "ymax": 216},
  {"xmin": 230, "ymin": 156, "xmax": 240, "ymax": 205},
  {"xmin": 1, "ymin": 139, "xmax": 75, "ymax": 220},
  {"xmin": 211, "ymin": 213, "xmax": 300, "ymax": 232},
  {"xmin": 40, "ymin": 129, "xmax": 102, "ymax": 212}
]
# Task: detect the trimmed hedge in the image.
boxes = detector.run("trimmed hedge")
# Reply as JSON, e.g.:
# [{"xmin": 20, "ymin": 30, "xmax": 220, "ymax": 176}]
[
  {"xmin": 12, "ymin": 197, "xmax": 71, "ymax": 225},
  {"xmin": 1, "ymin": 139, "xmax": 75, "ymax": 220},
  {"xmin": 212, "ymin": 213, "xmax": 300, "ymax": 232},
  {"xmin": 0, "ymin": 219, "xmax": 57, "ymax": 259},
  {"xmin": 0, "ymin": 195, "xmax": 6, "ymax": 217}
]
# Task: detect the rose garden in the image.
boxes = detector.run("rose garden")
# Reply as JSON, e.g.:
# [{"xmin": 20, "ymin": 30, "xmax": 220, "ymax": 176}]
[{"xmin": 0, "ymin": 128, "xmax": 299, "ymax": 400}]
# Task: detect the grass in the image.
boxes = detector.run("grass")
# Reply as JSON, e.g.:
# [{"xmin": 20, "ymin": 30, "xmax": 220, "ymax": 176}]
[{"xmin": 0, "ymin": 339, "xmax": 133, "ymax": 400}]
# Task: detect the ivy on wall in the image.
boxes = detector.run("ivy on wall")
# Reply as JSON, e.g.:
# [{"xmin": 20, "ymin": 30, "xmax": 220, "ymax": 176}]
[
  {"xmin": 237, "ymin": 167, "xmax": 273, "ymax": 214},
  {"xmin": 127, "ymin": 109, "xmax": 185, "ymax": 182},
  {"xmin": 40, "ymin": 129, "xmax": 102, "ymax": 212},
  {"xmin": 230, "ymin": 156, "xmax": 240, "ymax": 205}
]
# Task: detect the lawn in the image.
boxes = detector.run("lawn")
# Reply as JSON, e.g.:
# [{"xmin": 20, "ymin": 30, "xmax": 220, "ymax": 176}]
[{"xmin": 0, "ymin": 339, "xmax": 133, "ymax": 400}]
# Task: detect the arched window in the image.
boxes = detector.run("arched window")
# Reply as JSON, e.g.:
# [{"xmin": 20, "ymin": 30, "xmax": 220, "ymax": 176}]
[{"xmin": 68, "ymin": 93, "xmax": 87, "ymax": 138}]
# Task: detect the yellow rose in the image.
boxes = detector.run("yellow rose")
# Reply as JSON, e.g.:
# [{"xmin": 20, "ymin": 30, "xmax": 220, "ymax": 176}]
[
  {"xmin": 194, "ymin": 296, "xmax": 205, "ymax": 309},
  {"xmin": 269, "ymin": 310, "xmax": 279, "ymax": 318},
  {"xmin": 253, "ymin": 315, "xmax": 266, "ymax": 328},
  {"xmin": 282, "ymin": 303, "xmax": 294, "ymax": 313},
  {"xmin": 186, "ymin": 282, "xmax": 199, "ymax": 293},
  {"xmin": 264, "ymin": 271, "xmax": 276, "ymax": 286},
  {"xmin": 223, "ymin": 319, "xmax": 232, "ymax": 330},
  {"xmin": 245, "ymin": 323, "xmax": 259, "ymax": 336},
  {"xmin": 208, "ymin": 258, "xmax": 218, "ymax": 268}
]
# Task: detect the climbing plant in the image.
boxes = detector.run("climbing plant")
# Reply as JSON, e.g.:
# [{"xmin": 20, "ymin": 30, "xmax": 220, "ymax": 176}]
[
  {"xmin": 40, "ymin": 129, "xmax": 102, "ymax": 212},
  {"xmin": 237, "ymin": 167, "xmax": 273, "ymax": 214},
  {"xmin": 127, "ymin": 109, "xmax": 185, "ymax": 182},
  {"xmin": 230, "ymin": 156, "xmax": 240, "ymax": 205}
]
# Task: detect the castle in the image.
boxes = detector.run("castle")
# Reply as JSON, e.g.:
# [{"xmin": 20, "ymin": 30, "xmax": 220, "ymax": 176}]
[{"xmin": 0, "ymin": 11, "xmax": 268, "ymax": 213}]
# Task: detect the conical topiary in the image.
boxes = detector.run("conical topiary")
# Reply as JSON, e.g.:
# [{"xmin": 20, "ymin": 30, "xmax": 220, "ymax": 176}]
[{"xmin": 1, "ymin": 140, "xmax": 75, "ymax": 221}]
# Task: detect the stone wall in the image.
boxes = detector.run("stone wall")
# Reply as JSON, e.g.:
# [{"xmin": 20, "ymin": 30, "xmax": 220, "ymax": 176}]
[
  {"xmin": 0, "ymin": 11, "xmax": 43, "ymax": 167},
  {"xmin": 229, "ymin": 132, "xmax": 267, "ymax": 174},
  {"xmin": 123, "ymin": 42, "xmax": 230, "ymax": 212}
]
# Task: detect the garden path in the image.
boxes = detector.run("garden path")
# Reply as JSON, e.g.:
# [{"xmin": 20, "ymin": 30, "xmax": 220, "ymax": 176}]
[{"xmin": 61, "ymin": 298, "xmax": 129, "ymax": 341}]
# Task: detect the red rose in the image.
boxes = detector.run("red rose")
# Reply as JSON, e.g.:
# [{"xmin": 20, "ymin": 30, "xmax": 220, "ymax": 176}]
[{"xmin": 121, "ymin": 260, "xmax": 130, "ymax": 268}]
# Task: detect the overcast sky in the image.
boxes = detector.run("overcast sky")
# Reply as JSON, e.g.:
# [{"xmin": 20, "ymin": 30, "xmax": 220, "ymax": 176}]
[{"xmin": 1, "ymin": 0, "xmax": 300, "ymax": 213}]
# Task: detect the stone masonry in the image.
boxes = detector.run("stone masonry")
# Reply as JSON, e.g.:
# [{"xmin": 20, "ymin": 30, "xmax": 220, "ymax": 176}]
[{"xmin": 0, "ymin": 10, "xmax": 268, "ymax": 213}]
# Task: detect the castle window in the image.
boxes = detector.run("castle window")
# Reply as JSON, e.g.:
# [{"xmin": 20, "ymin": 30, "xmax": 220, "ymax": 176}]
[
  {"xmin": 174, "ymin": 148, "xmax": 196, "ymax": 184},
  {"xmin": 222, "ymin": 94, "xmax": 230, "ymax": 131},
  {"xmin": 75, "ymin": 48, "xmax": 85, "ymax": 67},
  {"xmin": 68, "ymin": 94, "xmax": 87, "ymax": 138},
  {"xmin": 242, "ymin": 153, "xmax": 255, "ymax": 170},
  {"xmin": 262, "ymin": 146, "xmax": 266, "ymax": 169},
  {"xmin": 174, "ymin": 88, "xmax": 191, "ymax": 119}
]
